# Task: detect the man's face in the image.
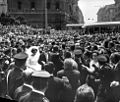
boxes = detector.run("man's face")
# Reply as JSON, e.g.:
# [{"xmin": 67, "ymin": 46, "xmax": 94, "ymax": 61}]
[{"xmin": 92, "ymin": 53, "xmax": 97, "ymax": 60}]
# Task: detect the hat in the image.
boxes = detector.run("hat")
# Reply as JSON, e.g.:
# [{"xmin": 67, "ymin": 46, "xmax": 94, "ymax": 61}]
[
  {"xmin": 74, "ymin": 50, "xmax": 82, "ymax": 55},
  {"xmin": 97, "ymin": 55, "xmax": 107, "ymax": 63},
  {"xmin": 32, "ymin": 71, "xmax": 50, "ymax": 78},
  {"xmin": 14, "ymin": 52, "xmax": 28, "ymax": 60}
]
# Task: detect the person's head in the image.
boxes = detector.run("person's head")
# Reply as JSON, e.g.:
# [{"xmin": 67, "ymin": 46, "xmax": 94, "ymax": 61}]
[
  {"xmin": 83, "ymin": 50, "xmax": 92, "ymax": 60},
  {"xmin": 97, "ymin": 55, "xmax": 108, "ymax": 65},
  {"xmin": 70, "ymin": 45, "xmax": 75, "ymax": 51},
  {"xmin": 64, "ymin": 58, "xmax": 75, "ymax": 70},
  {"xmin": 31, "ymin": 48, "xmax": 37, "ymax": 56},
  {"xmin": 14, "ymin": 52, "xmax": 28, "ymax": 68},
  {"xmin": 74, "ymin": 50, "xmax": 82, "ymax": 58},
  {"xmin": 110, "ymin": 52, "xmax": 120, "ymax": 65},
  {"xmin": 74, "ymin": 84, "xmax": 95, "ymax": 102},
  {"xmin": 108, "ymin": 41, "xmax": 115, "ymax": 49},
  {"xmin": 31, "ymin": 71, "xmax": 50, "ymax": 91},
  {"xmin": 92, "ymin": 51, "xmax": 99, "ymax": 60},
  {"xmin": 91, "ymin": 45, "xmax": 98, "ymax": 51},
  {"xmin": 64, "ymin": 51, "xmax": 72, "ymax": 59},
  {"xmin": 53, "ymin": 45, "xmax": 59, "ymax": 52}
]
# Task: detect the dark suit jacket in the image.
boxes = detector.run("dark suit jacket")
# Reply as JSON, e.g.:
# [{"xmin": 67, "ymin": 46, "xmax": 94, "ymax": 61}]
[
  {"xmin": 14, "ymin": 83, "xmax": 33, "ymax": 101},
  {"xmin": 19, "ymin": 90, "xmax": 49, "ymax": 102},
  {"xmin": 49, "ymin": 53, "xmax": 64, "ymax": 76},
  {"xmin": 8, "ymin": 66, "xmax": 25, "ymax": 99},
  {"xmin": 57, "ymin": 69, "xmax": 81, "ymax": 90},
  {"xmin": 57, "ymin": 69, "xmax": 81, "ymax": 102},
  {"xmin": 45, "ymin": 76, "xmax": 64, "ymax": 102}
]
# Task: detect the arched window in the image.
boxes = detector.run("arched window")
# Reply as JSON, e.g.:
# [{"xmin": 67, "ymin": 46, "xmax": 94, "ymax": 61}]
[
  {"xmin": 31, "ymin": 2, "xmax": 35, "ymax": 10},
  {"xmin": 55, "ymin": 2, "xmax": 60, "ymax": 10},
  {"xmin": 18, "ymin": 1, "xmax": 22, "ymax": 10}
]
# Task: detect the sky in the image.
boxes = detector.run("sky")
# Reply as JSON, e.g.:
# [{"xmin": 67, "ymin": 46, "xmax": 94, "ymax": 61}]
[{"xmin": 78, "ymin": 0, "xmax": 115, "ymax": 23}]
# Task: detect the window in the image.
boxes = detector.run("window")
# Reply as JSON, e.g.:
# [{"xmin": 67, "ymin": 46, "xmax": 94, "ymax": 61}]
[
  {"xmin": 47, "ymin": 2, "xmax": 51, "ymax": 9},
  {"xmin": 31, "ymin": 2, "xmax": 35, "ymax": 10},
  {"xmin": 18, "ymin": 1, "xmax": 22, "ymax": 10},
  {"xmin": 56, "ymin": 2, "xmax": 60, "ymax": 10}
]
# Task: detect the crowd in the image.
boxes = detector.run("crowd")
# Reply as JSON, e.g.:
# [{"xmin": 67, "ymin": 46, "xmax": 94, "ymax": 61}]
[{"xmin": 0, "ymin": 24, "xmax": 120, "ymax": 102}]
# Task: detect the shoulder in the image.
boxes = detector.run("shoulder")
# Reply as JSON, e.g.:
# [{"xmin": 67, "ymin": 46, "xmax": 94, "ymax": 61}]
[
  {"xmin": 57, "ymin": 70, "xmax": 64, "ymax": 77},
  {"xmin": 53, "ymin": 76, "xmax": 64, "ymax": 83},
  {"xmin": 73, "ymin": 69, "xmax": 80, "ymax": 74},
  {"xmin": 19, "ymin": 91, "xmax": 31, "ymax": 102},
  {"xmin": 57, "ymin": 70, "xmax": 64, "ymax": 74},
  {"xmin": 72, "ymin": 70, "xmax": 81, "ymax": 77},
  {"xmin": 15, "ymin": 85, "xmax": 23, "ymax": 93}
]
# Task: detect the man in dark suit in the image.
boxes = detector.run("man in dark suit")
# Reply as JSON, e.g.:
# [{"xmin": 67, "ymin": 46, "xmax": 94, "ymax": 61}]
[
  {"xmin": 110, "ymin": 53, "xmax": 120, "ymax": 102},
  {"xmin": 19, "ymin": 71, "xmax": 50, "ymax": 102},
  {"xmin": 49, "ymin": 45, "xmax": 64, "ymax": 76},
  {"xmin": 57, "ymin": 58, "xmax": 81, "ymax": 102},
  {"xmin": 44, "ymin": 61, "xmax": 65, "ymax": 102},
  {"xmin": 14, "ymin": 73, "xmax": 33, "ymax": 101},
  {"xmin": 95, "ymin": 55, "xmax": 114, "ymax": 102},
  {"xmin": 7, "ymin": 52, "xmax": 28, "ymax": 99}
]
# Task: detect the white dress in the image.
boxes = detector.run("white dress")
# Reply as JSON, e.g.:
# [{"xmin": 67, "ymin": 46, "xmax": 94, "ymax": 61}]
[{"xmin": 25, "ymin": 46, "xmax": 42, "ymax": 72}]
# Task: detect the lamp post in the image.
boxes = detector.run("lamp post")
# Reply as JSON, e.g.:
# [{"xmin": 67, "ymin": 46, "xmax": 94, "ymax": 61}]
[{"xmin": 45, "ymin": 0, "xmax": 48, "ymax": 32}]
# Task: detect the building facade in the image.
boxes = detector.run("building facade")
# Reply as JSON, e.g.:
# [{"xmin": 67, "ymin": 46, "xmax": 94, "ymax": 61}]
[
  {"xmin": 0, "ymin": 0, "xmax": 7, "ymax": 14},
  {"xmin": 97, "ymin": 0, "xmax": 120, "ymax": 22},
  {"xmin": 7, "ymin": 0, "xmax": 84, "ymax": 29},
  {"xmin": 97, "ymin": 4, "xmax": 116, "ymax": 22}
]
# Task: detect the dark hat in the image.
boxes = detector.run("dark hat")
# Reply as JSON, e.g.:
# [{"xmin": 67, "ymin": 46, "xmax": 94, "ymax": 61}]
[
  {"xmin": 14, "ymin": 52, "xmax": 28, "ymax": 60},
  {"xmin": 32, "ymin": 71, "xmax": 50, "ymax": 78},
  {"xmin": 97, "ymin": 55, "xmax": 107, "ymax": 63}
]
